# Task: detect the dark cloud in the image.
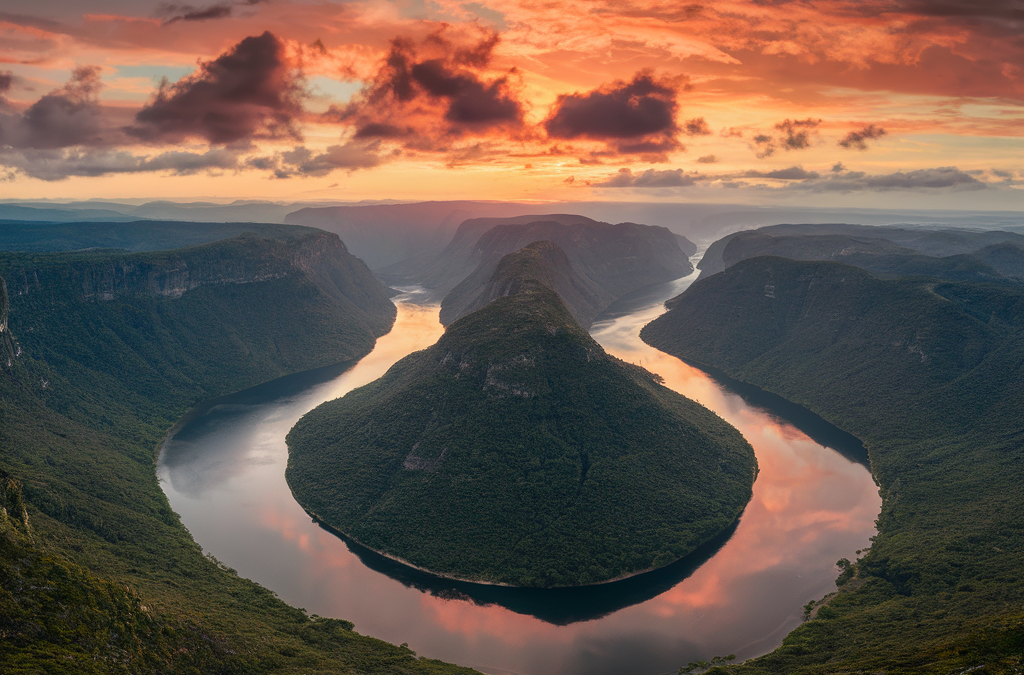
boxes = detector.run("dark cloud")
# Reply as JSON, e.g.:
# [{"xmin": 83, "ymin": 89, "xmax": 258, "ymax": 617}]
[
  {"xmin": 751, "ymin": 133, "xmax": 775, "ymax": 158},
  {"xmin": 0, "ymin": 72, "xmax": 12, "ymax": 95},
  {"xmin": 743, "ymin": 165, "xmax": 820, "ymax": 180},
  {"xmin": 131, "ymin": 31, "xmax": 304, "ymax": 145},
  {"xmin": 747, "ymin": 118, "xmax": 820, "ymax": 158},
  {"xmin": 544, "ymin": 72, "xmax": 681, "ymax": 155},
  {"xmin": 774, "ymin": 118, "xmax": 820, "ymax": 150},
  {"xmin": 0, "ymin": 66, "xmax": 115, "ymax": 150},
  {"xmin": 683, "ymin": 117, "xmax": 711, "ymax": 136},
  {"xmin": 697, "ymin": 154, "xmax": 717, "ymax": 163},
  {"xmin": 335, "ymin": 30, "xmax": 523, "ymax": 146},
  {"xmin": 839, "ymin": 124, "xmax": 887, "ymax": 150},
  {"xmin": 591, "ymin": 167, "xmax": 698, "ymax": 188},
  {"xmin": 901, "ymin": 0, "xmax": 1024, "ymax": 20},
  {"xmin": 157, "ymin": 0, "xmax": 267, "ymax": 25},
  {"xmin": 832, "ymin": 161, "xmax": 846, "ymax": 172}
]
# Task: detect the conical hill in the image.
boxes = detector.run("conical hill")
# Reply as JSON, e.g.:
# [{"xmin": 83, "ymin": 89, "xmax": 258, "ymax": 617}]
[{"xmin": 286, "ymin": 247, "xmax": 755, "ymax": 588}]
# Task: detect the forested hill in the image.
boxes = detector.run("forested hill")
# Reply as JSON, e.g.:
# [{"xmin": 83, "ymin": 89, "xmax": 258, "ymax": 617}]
[
  {"xmin": 440, "ymin": 241, "xmax": 606, "ymax": 328},
  {"xmin": 641, "ymin": 256, "xmax": 1024, "ymax": 673},
  {"xmin": 0, "ymin": 231, "xmax": 477, "ymax": 673},
  {"xmin": 287, "ymin": 271, "xmax": 755, "ymax": 588}
]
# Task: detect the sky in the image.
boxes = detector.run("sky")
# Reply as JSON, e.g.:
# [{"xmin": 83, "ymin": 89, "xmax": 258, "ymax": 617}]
[{"xmin": 0, "ymin": 0, "xmax": 1022, "ymax": 207}]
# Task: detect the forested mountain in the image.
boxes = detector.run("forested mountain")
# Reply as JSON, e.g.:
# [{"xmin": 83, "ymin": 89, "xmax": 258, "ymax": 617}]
[
  {"xmin": 641, "ymin": 256, "xmax": 1024, "ymax": 674},
  {"xmin": 287, "ymin": 253, "xmax": 754, "ymax": 588},
  {"xmin": 0, "ymin": 229, "xmax": 476, "ymax": 674}
]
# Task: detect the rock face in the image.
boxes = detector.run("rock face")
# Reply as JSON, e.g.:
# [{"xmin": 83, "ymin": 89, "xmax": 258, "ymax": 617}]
[
  {"xmin": 0, "ymin": 230, "xmax": 397, "ymax": 398},
  {"xmin": 1, "ymin": 231, "xmax": 395, "ymax": 336},
  {"xmin": 286, "ymin": 263, "xmax": 755, "ymax": 589},
  {"xmin": 425, "ymin": 216, "xmax": 694, "ymax": 327}
]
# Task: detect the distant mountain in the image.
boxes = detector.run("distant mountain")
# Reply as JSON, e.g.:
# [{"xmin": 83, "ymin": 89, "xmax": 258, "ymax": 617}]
[
  {"xmin": 640, "ymin": 256, "xmax": 1024, "ymax": 673},
  {"xmin": 964, "ymin": 242, "xmax": 1024, "ymax": 280},
  {"xmin": 383, "ymin": 214, "xmax": 694, "ymax": 320},
  {"xmin": 0, "ymin": 219, "xmax": 323, "ymax": 253},
  {"xmin": 287, "ymin": 268, "xmax": 754, "ymax": 588},
  {"xmin": 284, "ymin": 201, "xmax": 572, "ymax": 269},
  {"xmin": 0, "ymin": 205, "xmax": 138, "ymax": 222},
  {"xmin": 698, "ymin": 223, "xmax": 1024, "ymax": 278},
  {"xmin": 441, "ymin": 241, "xmax": 606, "ymax": 328},
  {"xmin": 380, "ymin": 213, "xmax": 600, "ymax": 289}
]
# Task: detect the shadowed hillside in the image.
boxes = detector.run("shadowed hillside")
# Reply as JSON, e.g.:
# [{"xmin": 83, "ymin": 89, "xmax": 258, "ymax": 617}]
[
  {"xmin": 0, "ymin": 230, "xmax": 480, "ymax": 674},
  {"xmin": 641, "ymin": 256, "xmax": 1024, "ymax": 674},
  {"xmin": 287, "ymin": 257, "xmax": 754, "ymax": 588}
]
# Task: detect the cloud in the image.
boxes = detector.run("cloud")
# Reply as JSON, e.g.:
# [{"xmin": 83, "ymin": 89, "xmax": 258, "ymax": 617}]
[
  {"xmin": 0, "ymin": 147, "xmax": 241, "ymax": 181},
  {"xmin": 697, "ymin": 154, "xmax": 717, "ymax": 163},
  {"xmin": 743, "ymin": 165, "xmax": 820, "ymax": 180},
  {"xmin": 591, "ymin": 167, "xmax": 698, "ymax": 188},
  {"xmin": 0, "ymin": 66, "xmax": 116, "ymax": 150},
  {"xmin": 747, "ymin": 118, "xmax": 820, "ymax": 158},
  {"xmin": 131, "ymin": 31, "xmax": 304, "ymax": 145},
  {"xmin": 0, "ymin": 72, "xmax": 12, "ymax": 95},
  {"xmin": 333, "ymin": 29, "xmax": 524, "ymax": 147},
  {"xmin": 751, "ymin": 133, "xmax": 775, "ymax": 158},
  {"xmin": 832, "ymin": 161, "xmax": 846, "ymax": 172},
  {"xmin": 275, "ymin": 142, "xmax": 384, "ymax": 177},
  {"xmin": 774, "ymin": 118, "xmax": 821, "ymax": 150},
  {"xmin": 544, "ymin": 71, "xmax": 683, "ymax": 158},
  {"xmin": 802, "ymin": 166, "xmax": 986, "ymax": 191},
  {"xmin": 157, "ymin": 0, "xmax": 267, "ymax": 25},
  {"xmin": 683, "ymin": 117, "xmax": 711, "ymax": 136},
  {"xmin": 839, "ymin": 124, "xmax": 887, "ymax": 150}
]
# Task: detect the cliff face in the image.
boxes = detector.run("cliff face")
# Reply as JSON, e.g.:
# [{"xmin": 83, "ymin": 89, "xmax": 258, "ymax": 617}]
[
  {"xmin": 0, "ymin": 275, "xmax": 15, "ymax": 369},
  {"xmin": 0, "ymin": 230, "xmax": 396, "ymax": 410},
  {"xmin": 2, "ymin": 231, "xmax": 395, "ymax": 336}
]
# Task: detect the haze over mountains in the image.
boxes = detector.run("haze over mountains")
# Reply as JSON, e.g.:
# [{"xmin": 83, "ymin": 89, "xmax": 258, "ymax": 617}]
[{"xmin": 6, "ymin": 199, "xmax": 1022, "ymax": 271}]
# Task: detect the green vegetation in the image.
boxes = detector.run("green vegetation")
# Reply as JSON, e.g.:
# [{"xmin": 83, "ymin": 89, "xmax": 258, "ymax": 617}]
[
  {"xmin": 287, "ymin": 260, "xmax": 755, "ymax": 588},
  {"xmin": 441, "ymin": 240, "xmax": 606, "ymax": 328},
  {"xmin": 0, "ymin": 232, "xmax": 478, "ymax": 673},
  {"xmin": 641, "ymin": 255, "xmax": 1024, "ymax": 674}
]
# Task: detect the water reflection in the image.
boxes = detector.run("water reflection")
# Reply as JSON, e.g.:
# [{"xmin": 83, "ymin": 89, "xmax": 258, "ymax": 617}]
[{"xmin": 158, "ymin": 282, "xmax": 880, "ymax": 675}]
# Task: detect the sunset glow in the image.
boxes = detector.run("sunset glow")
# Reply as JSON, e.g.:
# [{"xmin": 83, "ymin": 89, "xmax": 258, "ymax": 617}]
[{"xmin": 1, "ymin": 0, "xmax": 1021, "ymax": 207}]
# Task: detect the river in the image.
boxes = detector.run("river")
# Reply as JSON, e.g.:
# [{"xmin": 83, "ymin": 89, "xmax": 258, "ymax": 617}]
[{"xmin": 158, "ymin": 272, "xmax": 880, "ymax": 675}]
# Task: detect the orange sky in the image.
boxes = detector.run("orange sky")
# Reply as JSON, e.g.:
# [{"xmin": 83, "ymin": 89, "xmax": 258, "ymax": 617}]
[{"xmin": 0, "ymin": 0, "xmax": 1022, "ymax": 206}]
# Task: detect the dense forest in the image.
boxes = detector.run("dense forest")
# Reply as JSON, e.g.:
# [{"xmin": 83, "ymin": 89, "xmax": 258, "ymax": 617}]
[
  {"xmin": 287, "ymin": 245, "xmax": 755, "ymax": 588},
  {"xmin": 641, "ymin": 255, "xmax": 1024, "ymax": 674},
  {"xmin": 0, "ymin": 230, "xmax": 477, "ymax": 674}
]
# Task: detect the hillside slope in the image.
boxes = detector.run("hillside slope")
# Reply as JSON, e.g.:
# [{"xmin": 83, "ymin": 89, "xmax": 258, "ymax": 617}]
[
  {"xmin": 287, "ymin": 268, "xmax": 754, "ymax": 588},
  {"xmin": 441, "ymin": 241, "xmax": 606, "ymax": 328},
  {"xmin": 0, "ymin": 234, "xmax": 477, "ymax": 673},
  {"xmin": 641, "ymin": 256, "xmax": 1024, "ymax": 674}
]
